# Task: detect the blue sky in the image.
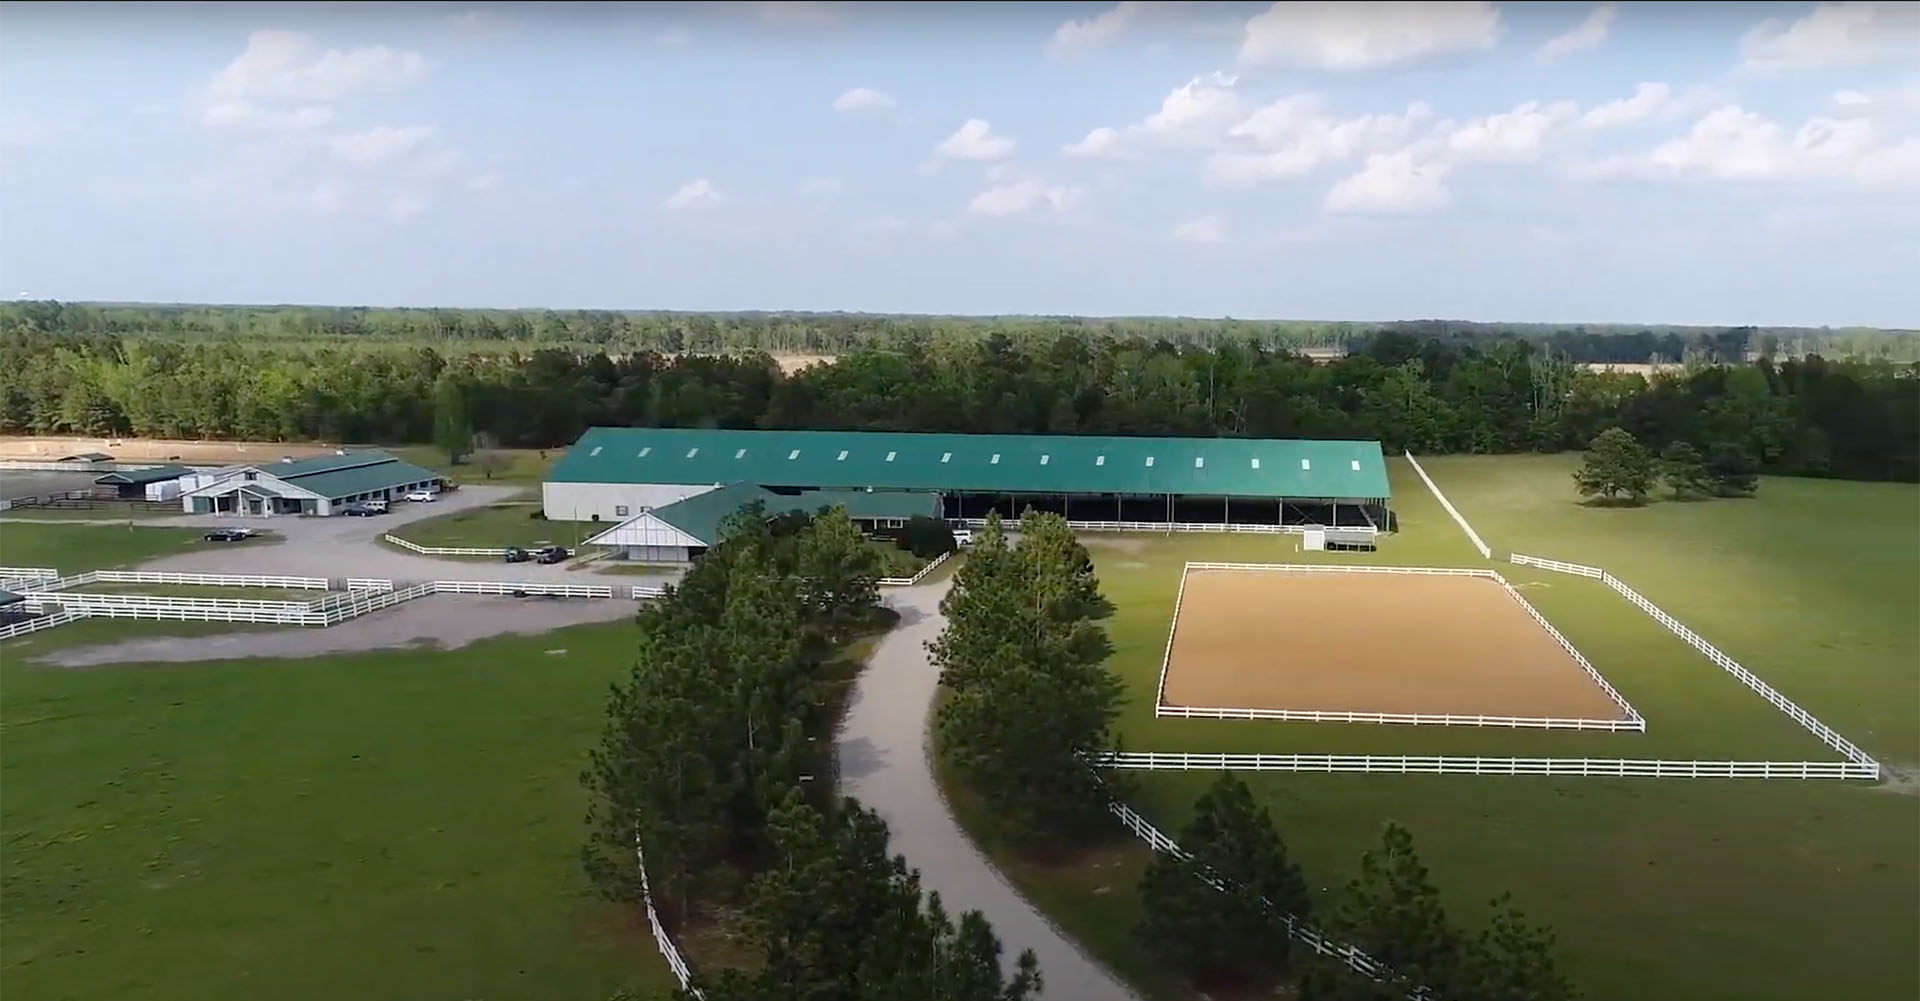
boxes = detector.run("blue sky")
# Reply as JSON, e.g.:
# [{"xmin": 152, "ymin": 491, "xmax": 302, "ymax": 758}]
[{"xmin": 1, "ymin": 1, "xmax": 1916, "ymax": 326}]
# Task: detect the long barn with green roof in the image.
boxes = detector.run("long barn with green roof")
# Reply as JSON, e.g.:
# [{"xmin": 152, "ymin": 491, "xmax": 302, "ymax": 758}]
[{"xmin": 545, "ymin": 427, "xmax": 1390, "ymax": 560}]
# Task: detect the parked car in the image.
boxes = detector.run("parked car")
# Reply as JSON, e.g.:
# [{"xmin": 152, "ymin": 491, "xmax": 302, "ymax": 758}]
[
  {"xmin": 342, "ymin": 500, "xmax": 389, "ymax": 517},
  {"xmin": 503, "ymin": 546, "xmax": 531, "ymax": 563},
  {"xmin": 951, "ymin": 527, "xmax": 974, "ymax": 547},
  {"xmin": 403, "ymin": 489, "xmax": 438, "ymax": 503},
  {"xmin": 534, "ymin": 545, "xmax": 570, "ymax": 565},
  {"xmin": 204, "ymin": 527, "xmax": 254, "ymax": 543}
]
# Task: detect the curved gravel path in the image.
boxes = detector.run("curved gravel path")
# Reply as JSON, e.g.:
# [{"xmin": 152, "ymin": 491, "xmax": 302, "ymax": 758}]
[{"xmin": 837, "ymin": 581, "xmax": 1140, "ymax": 1001}]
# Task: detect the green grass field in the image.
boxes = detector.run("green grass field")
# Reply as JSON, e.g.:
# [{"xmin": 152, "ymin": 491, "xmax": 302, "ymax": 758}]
[
  {"xmin": 387, "ymin": 499, "xmax": 552, "ymax": 551},
  {"xmin": 393, "ymin": 446, "xmax": 557, "ymax": 485},
  {"xmin": 0, "ymin": 523, "xmax": 221, "ymax": 572},
  {"xmin": 0, "ymin": 621, "xmax": 671, "ymax": 1001},
  {"xmin": 945, "ymin": 455, "xmax": 1919, "ymax": 1001}
]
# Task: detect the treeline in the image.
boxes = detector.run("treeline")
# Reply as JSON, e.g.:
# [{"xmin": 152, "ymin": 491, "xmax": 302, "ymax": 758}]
[
  {"xmin": 929, "ymin": 513, "xmax": 1572, "ymax": 998},
  {"xmin": 7, "ymin": 328, "xmax": 1915, "ymax": 481},
  {"xmin": 582, "ymin": 505, "xmax": 1039, "ymax": 1000},
  {"xmin": 6, "ymin": 299, "xmax": 1915, "ymax": 362}
]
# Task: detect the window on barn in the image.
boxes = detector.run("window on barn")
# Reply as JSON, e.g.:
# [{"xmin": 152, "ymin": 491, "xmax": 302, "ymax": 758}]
[
  {"xmin": 616, "ymin": 505, "xmax": 629, "ymax": 517},
  {"xmin": 1145, "ymin": 456, "xmax": 1155, "ymax": 467},
  {"xmin": 1195, "ymin": 457, "xmax": 1204, "ymax": 468},
  {"xmin": 1251, "ymin": 458, "xmax": 1261, "ymax": 469},
  {"xmin": 686, "ymin": 448, "xmax": 699, "ymax": 458},
  {"xmin": 638, "ymin": 446, "xmax": 651, "ymax": 457},
  {"xmin": 1301, "ymin": 459, "xmax": 1311, "ymax": 470},
  {"xmin": 789, "ymin": 449, "xmax": 801, "ymax": 460}
]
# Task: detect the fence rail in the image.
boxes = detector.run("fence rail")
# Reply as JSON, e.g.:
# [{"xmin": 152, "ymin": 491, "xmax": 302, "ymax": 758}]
[
  {"xmin": 383, "ymin": 534, "xmax": 511, "ymax": 558},
  {"xmin": 429, "ymin": 579, "xmax": 614, "ymax": 599},
  {"xmin": 1404, "ymin": 451, "xmax": 1491, "ymax": 558},
  {"xmin": 632, "ymin": 584, "xmax": 667, "ymax": 599},
  {"xmin": 346, "ymin": 578, "xmax": 395, "ymax": 592},
  {"xmin": 0, "ymin": 566, "xmax": 59, "ymax": 583},
  {"xmin": 1187, "ymin": 561, "xmax": 1486, "ymax": 576},
  {"xmin": 635, "ymin": 843, "xmax": 700, "ymax": 995},
  {"xmin": 956, "ymin": 517, "xmax": 1371, "ymax": 537},
  {"xmin": 90, "ymin": 569, "xmax": 330, "ymax": 590},
  {"xmin": 1509, "ymin": 553, "xmax": 1604, "ymax": 578},
  {"xmin": 1154, "ymin": 705, "xmax": 1645, "ymax": 730},
  {"xmin": 0, "ymin": 611, "xmax": 83, "ymax": 640},
  {"xmin": 28, "ymin": 591, "xmax": 317, "ymax": 612},
  {"xmin": 1511, "ymin": 553, "xmax": 1880, "ymax": 775},
  {"xmin": 1100, "ymin": 751, "xmax": 1878, "ymax": 780},
  {"xmin": 878, "ymin": 549, "xmax": 954, "ymax": 587},
  {"xmin": 1490, "ymin": 575, "xmax": 1643, "ymax": 724}
]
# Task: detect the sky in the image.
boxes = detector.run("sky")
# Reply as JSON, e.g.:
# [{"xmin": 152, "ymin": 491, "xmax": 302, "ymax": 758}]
[{"xmin": 1, "ymin": 1, "xmax": 1916, "ymax": 327}]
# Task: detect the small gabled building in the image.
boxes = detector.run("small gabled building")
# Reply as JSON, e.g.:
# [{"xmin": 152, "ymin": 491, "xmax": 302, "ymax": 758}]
[
  {"xmin": 178, "ymin": 450, "xmax": 445, "ymax": 517},
  {"xmin": 583, "ymin": 481, "xmax": 941, "ymax": 563},
  {"xmin": 94, "ymin": 464, "xmax": 194, "ymax": 500}
]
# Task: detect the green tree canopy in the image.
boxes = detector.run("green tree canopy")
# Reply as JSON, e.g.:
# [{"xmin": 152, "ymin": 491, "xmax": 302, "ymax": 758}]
[{"xmin": 1573, "ymin": 426, "xmax": 1655, "ymax": 503}]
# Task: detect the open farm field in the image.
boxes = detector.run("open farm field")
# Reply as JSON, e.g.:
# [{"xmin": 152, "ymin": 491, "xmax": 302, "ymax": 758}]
[
  {"xmin": 0, "ymin": 620, "xmax": 670, "ymax": 1001},
  {"xmin": 949, "ymin": 454, "xmax": 1918, "ymax": 1001}
]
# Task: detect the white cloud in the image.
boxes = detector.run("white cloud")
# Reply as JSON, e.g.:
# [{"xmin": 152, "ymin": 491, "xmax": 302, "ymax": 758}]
[
  {"xmin": 1064, "ymin": 72, "xmax": 1242, "ymax": 157},
  {"xmin": 1581, "ymin": 82, "xmax": 1672, "ymax": 129},
  {"xmin": 201, "ymin": 102, "xmax": 336, "ymax": 131},
  {"xmin": 1446, "ymin": 100, "xmax": 1577, "ymax": 162},
  {"xmin": 936, "ymin": 118, "xmax": 1015, "ymax": 160},
  {"xmin": 662, "ymin": 177, "xmax": 724, "ymax": 210},
  {"xmin": 1325, "ymin": 150, "xmax": 1452, "ymax": 213},
  {"xmin": 1582, "ymin": 101, "xmax": 1920, "ymax": 188},
  {"xmin": 1051, "ymin": 1, "xmax": 1154, "ymax": 53},
  {"xmin": 967, "ymin": 179, "xmax": 1084, "ymax": 217},
  {"xmin": 328, "ymin": 125, "xmax": 436, "ymax": 165},
  {"xmin": 1207, "ymin": 97, "xmax": 1435, "ymax": 184},
  {"xmin": 1741, "ymin": 2, "xmax": 1920, "ymax": 70},
  {"xmin": 833, "ymin": 87, "xmax": 897, "ymax": 113},
  {"xmin": 799, "ymin": 176, "xmax": 845, "ymax": 199},
  {"xmin": 208, "ymin": 30, "xmax": 428, "ymax": 105},
  {"xmin": 1172, "ymin": 214, "xmax": 1226, "ymax": 243},
  {"xmin": 1240, "ymin": 1, "xmax": 1501, "ymax": 70},
  {"xmin": 1535, "ymin": 4, "xmax": 1615, "ymax": 63}
]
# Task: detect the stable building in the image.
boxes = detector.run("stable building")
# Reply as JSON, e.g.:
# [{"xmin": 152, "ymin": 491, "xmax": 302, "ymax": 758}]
[
  {"xmin": 179, "ymin": 451, "xmax": 445, "ymax": 517},
  {"xmin": 583, "ymin": 482, "xmax": 941, "ymax": 563},
  {"xmin": 544, "ymin": 427, "xmax": 1392, "ymax": 536},
  {"xmin": 94, "ymin": 464, "xmax": 193, "ymax": 501}
]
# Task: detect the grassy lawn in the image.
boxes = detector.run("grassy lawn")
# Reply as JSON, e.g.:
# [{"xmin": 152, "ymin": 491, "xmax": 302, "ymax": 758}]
[
  {"xmin": 0, "ymin": 620, "xmax": 671, "ymax": 1001},
  {"xmin": 0, "ymin": 524, "xmax": 212, "ymax": 573},
  {"xmin": 935, "ymin": 456, "xmax": 1919, "ymax": 1001},
  {"xmin": 0, "ymin": 505, "xmax": 183, "ymax": 521},
  {"xmin": 390, "ymin": 501, "xmax": 590, "ymax": 552},
  {"xmin": 3, "ymin": 617, "xmax": 287, "ymax": 656},
  {"xmin": 393, "ymin": 446, "xmax": 557, "ymax": 486}
]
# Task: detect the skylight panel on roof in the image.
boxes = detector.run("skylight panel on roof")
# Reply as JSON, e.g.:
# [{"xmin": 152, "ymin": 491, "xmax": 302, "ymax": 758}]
[
  {"xmin": 837, "ymin": 450, "xmax": 849, "ymax": 461},
  {"xmin": 1351, "ymin": 460, "xmax": 1360, "ymax": 471},
  {"xmin": 1145, "ymin": 456, "xmax": 1155, "ymax": 467},
  {"xmin": 1096, "ymin": 455, "xmax": 1105, "ymax": 466},
  {"xmin": 735, "ymin": 449, "xmax": 746, "ymax": 459},
  {"xmin": 638, "ymin": 446, "xmax": 652, "ymax": 458},
  {"xmin": 941, "ymin": 452, "xmax": 952, "ymax": 463},
  {"xmin": 1301, "ymin": 459, "xmax": 1311, "ymax": 470},
  {"xmin": 1251, "ymin": 458, "xmax": 1260, "ymax": 469},
  {"xmin": 1194, "ymin": 457, "xmax": 1204, "ymax": 468},
  {"xmin": 886, "ymin": 451, "xmax": 897, "ymax": 462},
  {"xmin": 1040, "ymin": 454, "xmax": 1049, "ymax": 465},
  {"xmin": 990, "ymin": 453, "xmax": 1000, "ymax": 464},
  {"xmin": 789, "ymin": 449, "xmax": 801, "ymax": 460},
  {"xmin": 589, "ymin": 446, "xmax": 602, "ymax": 457},
  {"xmin": 687, "ymin": 448, "xmax": 699, "ymax": 459}
]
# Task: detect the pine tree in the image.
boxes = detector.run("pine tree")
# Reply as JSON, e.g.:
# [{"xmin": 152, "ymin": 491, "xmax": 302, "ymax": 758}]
[
  {"xmin": 1136, "ymin": 772, "xmax": 1311, "ymax": 987},
  {"xmin": 1330, "ymin": 824, "xmax": 1461, "ymax": 992},
  {"xmin": 1455, "ymin": 893, "xmax": 1577, "ymax": 1001},
  {"xmin": 431, "ymin": 371, "xmax": 471, "ymax": 465}
]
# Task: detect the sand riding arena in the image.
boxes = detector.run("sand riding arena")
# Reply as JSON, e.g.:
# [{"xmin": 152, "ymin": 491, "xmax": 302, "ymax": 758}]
[{"xmin": 1155, "ymin": 563, "xmax": 1643, "ymax": 730}]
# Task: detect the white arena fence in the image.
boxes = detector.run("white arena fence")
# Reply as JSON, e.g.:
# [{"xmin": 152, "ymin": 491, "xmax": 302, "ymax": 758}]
[
  {"xmin": 0, "ymin": 566, "xmax": 59, "ymax": 588},
  {"xmin": 0, "ymin": 575, "xmax": 663, "ymax": 641},
  {"xmin": 955, "ymin": 517, "xmax": 1378, "ymax": 538},
  {"xmin": 1160, "ymin": 562, "xmax": 1643, "ymax": 731},
  {"xmin": 1099, "ymin": 752, "xmax": 1878, "ymax": 780},
  {"xmin": 91, "ymin": 569, "xmax": 331, "ymax": 589},
  {"xmin": 1510, "ymin": 553, "xmax": 1880, "ymax": 775},
  {"xmin": 383, "ymin": 534, "xmax": 511, "ymax": 558},
  {"xmin": 877, "ymin": 549, "xmax": 953, "ymax": 587},
  {"xmin": 1403, "ymin": 451, "xmax": 1491, "ymax": 559}
]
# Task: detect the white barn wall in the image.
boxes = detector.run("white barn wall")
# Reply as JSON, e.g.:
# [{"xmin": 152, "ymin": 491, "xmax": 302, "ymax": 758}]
[{"xmin": 542, "ymin": 481, "xmax": 718, "ymax": 523}]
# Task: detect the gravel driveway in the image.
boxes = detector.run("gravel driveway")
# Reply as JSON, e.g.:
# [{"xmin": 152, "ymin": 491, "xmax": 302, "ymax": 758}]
[{"xmin": 837, "ymin": 582, "xmax": 1140, "ymax": 1000}]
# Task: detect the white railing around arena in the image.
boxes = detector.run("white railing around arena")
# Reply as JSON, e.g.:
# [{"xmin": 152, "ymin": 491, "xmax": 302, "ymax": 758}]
[
  {"xmin": 383, "ymin": 534, "xmax": 512, "ymax": 558},
  {"xmin": 1155, "ymin": 705, "xmax": 1645, "ymax": 730},
  {"xmin": 0, "ymin": 566, "xmax": 59, "ymax": 584},
  {"xmin": 955, "ymin": 518, "xmax": 1376, "ymax": 537},
  {"xmin": 1403, "ymin": 451, "xmax": 1492, "ymax": 559},
  {"xmin": 0, "ymin": 611, "xmax": 83, "ymax": 640},
  {"xmin": 878, "ymin": 549, "xmax": 954, "ymax": 587},
  {"xmin": 90, "ymin": 569, "xmax": 331, "ymax": 590},
  {"xmin": 1490, "ymin": 575, "xmax": 1644, "ymax": 724},
  {"xmin": 631, "ymin": 584, "xmax": 667, "ymax": 599},
  {"xmin": 29, "ymin": 591, "xmax": 317, "ymax": 612},
  {"xmin": 1100, "ymin": 752, "xmax": 1878, "ymax": 780},
  {"xmin": 1186, "ymin": 561, "xmax": 1489, "ymax": 577},
  {"xmin": 346, "ymin": 578, "xmax": 395, "ymax": 592},
  {"xmin": 429, "ymin": 580, "xmax": 614, "ymax": 599},
  {"xmin": 1511, "ymin": 553, "xmax": 1880, "ymax": 775}
]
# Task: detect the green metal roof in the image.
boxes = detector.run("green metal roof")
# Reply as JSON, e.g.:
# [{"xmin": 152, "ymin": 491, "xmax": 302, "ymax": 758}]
[
  {"xmin": 286, "ymin": 456, "xmax": 443, "ymax": 500},
  {"xmin": 651, "ymin": 483, "xmax": 942, "ymax": 545},
  {"xmin": 551, "ymin": 428, "xmax": 1390, "ymax": 500},
  {"xmin": 95, "ymin": 464, "xmax": 193, "ymax": 487}
]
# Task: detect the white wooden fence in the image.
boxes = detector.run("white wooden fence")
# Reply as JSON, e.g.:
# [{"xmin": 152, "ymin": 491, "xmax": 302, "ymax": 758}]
[
  {"xmin": 1099, "ymin": 751, "xmax": 1879, "ymax": 780},
  {"xmin": 383, "ymin": 534, "xmax": 511, "ymax": 558},
  {"xmin": 1160, "ymin": 562, "xmax": 1642, "ymax": 730},
  {"xmin": 91, "ymin": 569, "xmax": 331, "ymax": 589},
  {"xmin": 1403, "ymin": 451, "xmax": 1491, "ymax": 558},
  {"xmin": 956, "ymin": 517, "xmax": 1374, "ymax": 537},
  {"xmin": 0, "ymin": 611, "xmax": 83, "ymax": 640},
  {"xmin": 635, "ymin": 843, "xmax": 700, "ymax": 995},
  {"xmin": 877, "ymin": 549, "xmax": 954, "ymax": 587},
  {"xmin": 347, "ymin": 578, "xmax": 395, "ymax": 592},
  {"xmin": 1510, "ymin": 553, "xmax": 1880, "ymax": 775},
  {"xmin": 429, "ymin": 579, "xmax": 614, "ymax": 599},
  {"xmin": 0, "ymin": 566, "xmax": 59, "ymax": 587}
]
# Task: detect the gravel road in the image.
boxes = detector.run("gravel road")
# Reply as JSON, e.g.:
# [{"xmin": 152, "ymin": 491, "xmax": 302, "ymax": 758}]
[{"xmin": 838, "ymin": 581, "xmax": 1140, "ymax": 1000}]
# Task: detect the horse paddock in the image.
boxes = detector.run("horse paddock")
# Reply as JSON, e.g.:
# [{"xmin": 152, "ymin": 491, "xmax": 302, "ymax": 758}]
[{"xmin": 1159, "ymin": 566, "xmax": 1629, "ymax": 723}]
